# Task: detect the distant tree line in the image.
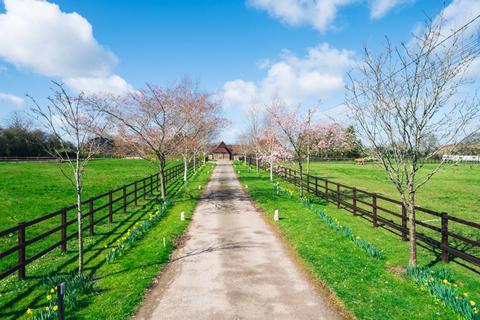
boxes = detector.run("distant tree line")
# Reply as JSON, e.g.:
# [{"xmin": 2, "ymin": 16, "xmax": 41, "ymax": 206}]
[{"xmin": 0, "ymin": 114, "xmax": 65, "ymax": 157}]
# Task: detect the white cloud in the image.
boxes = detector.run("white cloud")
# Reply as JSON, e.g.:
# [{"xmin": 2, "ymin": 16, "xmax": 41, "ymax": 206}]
[
  {"xmin": 222, "ymin": 43, "xmax": 356, "ymax": 110},
  {"xmin": 222, "ymin": 80, "xmax": 258, "ymax": 109},
  {"xmin": 0, "ymin": 92, "xmax": 24, "ymax": 107},
  {"xmin": 0, "ymin": 0, "xmax": 131, "ymax": 95},
  {"xmin": 247, "ymin": 0, "xmax": 355, "ymax": 31},
  {"xmin": 247, "ymin": 0, "xmax": 411, "ymax": 31},
  {"xmin": 370, "ymin": 0, "xmax": 411, "ymax": 19},
  {"xmin": 65, "ymin": 75, "xmax": 134, "ymax": 96}
]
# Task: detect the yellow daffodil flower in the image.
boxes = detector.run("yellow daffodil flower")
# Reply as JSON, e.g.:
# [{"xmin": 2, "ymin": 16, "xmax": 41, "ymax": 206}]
[
  {"xmin": 53, "ymin": 305, "xmax": 58, "ymax": 311},
  {"xmin": 26, "ymin": 308, "xmax": 33, "ymax": 315},
  {"xmin": 47, "ymin": 295, "xmax": 52, "ymax": 301}
]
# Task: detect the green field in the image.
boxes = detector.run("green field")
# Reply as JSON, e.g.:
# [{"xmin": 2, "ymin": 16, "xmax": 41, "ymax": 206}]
[
  {"xmin": 235, "ymin": 162, "xmax": 479, "ymax": 320},
  {"xmin": 303, "ymin": 161, "xmax": 479, "ymax": 223},
  {"xmin": 0, "ymin": 159, "xmax": 180, "ymax": 228},
  {"xmin": 0, "ymin": 162, "xmax": 213, "ymax": 319}
]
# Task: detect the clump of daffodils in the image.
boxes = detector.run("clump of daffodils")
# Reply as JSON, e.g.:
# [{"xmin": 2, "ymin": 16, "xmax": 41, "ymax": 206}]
[
  {"xmin": 406, "ymin": 266, "xmax": 479, "ymax": 320},
  {"xmin": 27, "ymin": 272, "xmax": 95, "ymax": 319},
  {"xmin": 106, "ymin": 199, "xmax": 172, "ymax": 263}
]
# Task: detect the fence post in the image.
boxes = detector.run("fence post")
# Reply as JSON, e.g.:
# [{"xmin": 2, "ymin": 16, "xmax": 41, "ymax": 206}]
[
  {"xmin": 108, "ymin": 190, "xmax": 113, "ymax": 223},
  {"xmin": 88, "ymin": 198, "xmax": 94, "ymax": 236},
  {"xmin": 143, "ymin": 179, "xmax": 146, "ymax": 200},
  {"xmin": 352, "ymin": 187, "xmax": 357, "ymax": 215},
  {"xmin": 306, "ymin": 175, "xmax": 310, "ymax": 193},
  {"xmin": 315, "ymin": 177, "xmax": 318, "ymax": 196},
  {"xmin": 336, "ymin": 184, "xmax": 340, "ymax": 208},
  {"xmin": 372, "ymin": 193, "xmax": 378, "ymax": 227},
  {"xmin": 18, "ymin": 222, "xmax": 26, "ymax": 280},
  {"xmin": 134, "ymin": 181, "xmax": 138, "ymax": 207},
  {"xmin": 57, "ymin": 282, "xmax": 65, "ymax": 320},
  {"xmin": 150, "ymin": 175, "xmax": 154, "ymax": 195},
  {"xmin": 401, "ymin": 204, "xmax": 408, "ymax": 241},
  {"xmin": 123, "ymin": 185, "xmax": 127, "ymax": 213},
  {"xmin": 441, "ymin": 212, "xmax": 449, "ymax": 263},
  {"xmin": 61, "ymin": 209, "xmax": 67, "ymax": 252},
  {"xmin": 325, "ymin": 180, "xmax": 328, "ymax": 201}
]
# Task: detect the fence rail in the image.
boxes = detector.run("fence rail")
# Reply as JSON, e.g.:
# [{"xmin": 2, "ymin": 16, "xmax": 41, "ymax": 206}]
[
  {"xmin": 0, "ymin": 161, "xmax": 194, "ymax": 281},
  {"xmin": 246, "ymin": 158, "xmax": 480, "ymax": 269},
  {"xmin": 0, "ymin": 155, "xmax": 130, "ymax": 162},
  {"xmin": 307, "ymin": 157, "xmax": 480, "ymax": 165}
]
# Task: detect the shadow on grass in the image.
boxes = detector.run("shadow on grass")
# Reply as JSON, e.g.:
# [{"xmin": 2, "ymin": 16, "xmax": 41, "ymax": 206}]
[{"xmin": 0, "ymin": 169, "xmax": 198, "ymax": 320}]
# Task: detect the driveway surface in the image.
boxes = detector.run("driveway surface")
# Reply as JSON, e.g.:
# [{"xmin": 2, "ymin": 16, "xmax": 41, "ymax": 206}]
[{"xmin": 135, "ymin": 161, "xmax": 341, "ymax": 320}]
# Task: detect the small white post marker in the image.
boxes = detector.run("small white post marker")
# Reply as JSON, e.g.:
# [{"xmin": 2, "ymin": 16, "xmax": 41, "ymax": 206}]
[
  {"xmin": 274, "ymin": 209, "xmax": 279, "ymax": 221},
  {"xmin": 163, "ymin": 237, "xmax": 166, "ymax": 247},
  {"xmin": 180, "ymin": 211, "xmax": 185, "ymax": 221}
]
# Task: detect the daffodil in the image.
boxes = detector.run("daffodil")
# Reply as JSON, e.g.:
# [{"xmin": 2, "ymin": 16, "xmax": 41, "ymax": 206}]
[
  {"xmin": 442, "ymin": 279, "xmax": 448, "ymax": 284},
  {"xmin": 45, "ymin": 307, "xmax": 50, "ymax": 311},
  {"xmin": 470, "ymin": 300, "xmax": 476, "ymax": 306},
  {"xmin": 26, "ymin": 308, "xmax": 33, "ymax": 315},
  {"xmin": 50, "ymin": 288, "xmax": 55, "ymax": 293},
  {"xmin": 464, "ymin": 292, "xmax": 469, "ymax": 297},
  {"xmin": 53, "ymin": 305, "xmax": 58, "ymax": 311},
  {"xmin": 47, "ymin": 294, "xmax": 52, "ymax": 301}
]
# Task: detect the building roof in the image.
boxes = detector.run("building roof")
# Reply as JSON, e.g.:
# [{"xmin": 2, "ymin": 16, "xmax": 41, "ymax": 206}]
[{"xmin": 211, "ymin": 141, "xmax": 232, "ymax": 154}]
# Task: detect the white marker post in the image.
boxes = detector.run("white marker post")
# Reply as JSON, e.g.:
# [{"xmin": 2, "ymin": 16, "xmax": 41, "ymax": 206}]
[
  {"xmin": 274, "ymin": 209, "xmax": 279, "ymax": 221},
  {"xmin": 180, "ymin": 211, "xmax": 185, "ymax": 221},
  {"xmin": 163, "ymin": 237, "xmax": 166, "ymax": 247}
]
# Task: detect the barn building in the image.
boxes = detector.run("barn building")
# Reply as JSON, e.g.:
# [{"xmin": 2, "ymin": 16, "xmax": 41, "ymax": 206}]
[{"xmin": 209, "ymin": 142, "xmax": 243, "ymax": 161}]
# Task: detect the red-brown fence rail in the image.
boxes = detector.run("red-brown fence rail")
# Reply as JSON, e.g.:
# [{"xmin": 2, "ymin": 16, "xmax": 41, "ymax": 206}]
[
  {"xmin": 246, "ymin": 158, "xmax": 480, "ymax": 269},
  {"xmin": 0, "ymin": 161, "xmax": 194, "ymax": 281}
]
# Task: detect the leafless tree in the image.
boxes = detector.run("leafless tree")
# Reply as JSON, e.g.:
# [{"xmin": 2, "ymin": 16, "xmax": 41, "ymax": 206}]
[
  {"xmin": 346, "ymin": 15, "xmax": 480, "ymax": 266},
  {"xmin": 245, "ymin": 106, "xmax": 264, "ymax": 172},
  {"xmin": 28, "ymin": 81, "xmax": 109, "ymax": 273}
]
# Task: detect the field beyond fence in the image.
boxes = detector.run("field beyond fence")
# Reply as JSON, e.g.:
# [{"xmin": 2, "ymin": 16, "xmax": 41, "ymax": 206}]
[
  {"xmin": 247, "ymin": 158, "xmax": 480, "ymax": 271},
  {"xmin": 0, "ymin": 160, "xmax": 194, "ymax": 281}
]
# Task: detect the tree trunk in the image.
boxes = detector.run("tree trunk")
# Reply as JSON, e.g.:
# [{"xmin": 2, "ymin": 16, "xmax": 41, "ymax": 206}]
[
  {"xmin": 307, "ymin": 146, "xmax": 310, "ymax": 175},
  {"xmin": 74, "ymin": 161, "xmax": 83, "ymax": 274},
  {"xmin": 255, "ymin": 155, "xmax": 259, "ymax": 173},
  {"xmin": 298, "ymin": 160, "xmax": 304, "ymax": 197},
  {"xmin": 159, "ymin": 157, "xmax": 167, "ymax": 200},
  {"xmin": 270, "ymin": 161, "xmax": 273, "ymax": 181},
  {"xmin": 193, "ymin": 152, "xmax": 197, "ymax": 172},
  {"xmin": 244, "ymin": 152, "xmax": 247, "ymax": 165},
  {"xmin": 407, "ymin": 187, "xmax": 417, "ymax": 266},
  {"xmin": 183, "ymin": 154, "xmax": 188, "ymax": 182},
  {"xmin": 203, "ymin": 152, "xmax": 206, "ymax": 164}
]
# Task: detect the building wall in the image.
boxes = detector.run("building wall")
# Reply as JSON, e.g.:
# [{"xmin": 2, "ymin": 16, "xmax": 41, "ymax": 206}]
[{"xmin": 213, "ymin": 153, "xmax": 231, "ymax": 160}]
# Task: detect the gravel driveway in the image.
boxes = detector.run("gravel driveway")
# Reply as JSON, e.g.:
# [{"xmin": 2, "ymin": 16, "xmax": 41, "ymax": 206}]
[{"xmin": 135, "ymin": 161, "xmax": 341, "ymax": 320}]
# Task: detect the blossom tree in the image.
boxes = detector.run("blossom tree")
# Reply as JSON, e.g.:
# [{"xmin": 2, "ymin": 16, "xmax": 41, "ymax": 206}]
[
  {"xmin": 176, "ymin": 82, "xmax": 227, "ymax": 180},
  {"xmin": 267, "ymin": 101, "xmax": 314, "ymax": 197},
  {"xmin": 258, "ymin": 128, "xmax": 291, "ymax": 181},
  {"xmin": 92, "ymin": 82, "xmax": 192, "ymax": 200},
  {"xmin": 314, "ymin": 123, "xmax": 350, "ymax": 158}
]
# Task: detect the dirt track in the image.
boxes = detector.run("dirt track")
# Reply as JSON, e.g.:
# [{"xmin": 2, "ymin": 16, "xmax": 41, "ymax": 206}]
[{"xmin": 135, "ymin": 161, "xmax": 341, "ymax": 320}]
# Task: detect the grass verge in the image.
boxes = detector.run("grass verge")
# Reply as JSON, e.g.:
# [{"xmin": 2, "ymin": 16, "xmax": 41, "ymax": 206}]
[
  {"xmin": 235, "ymin": 162, "xmax": 479, "ymax": 320},
  {"xmin": 0, "ymin": 162, "xmax": 214, "ymax": 320}
]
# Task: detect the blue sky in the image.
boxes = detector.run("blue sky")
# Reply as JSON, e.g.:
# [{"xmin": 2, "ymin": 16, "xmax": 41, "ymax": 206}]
[{"xmin": 0, "ymin": 0, "xmax": 476, "ymax": 142}]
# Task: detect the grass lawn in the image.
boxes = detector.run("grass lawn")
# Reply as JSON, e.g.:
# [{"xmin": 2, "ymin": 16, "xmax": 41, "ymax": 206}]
[
  {"xmin": 303, "ymin": 161, "xmax": 480, "ymax": 224},
  {"xmin": 0, "ymin": 159, "xmax": 181, "ymax": 228},
  {"xmin": 235, "ymin": 162, "xmax": 479, "ymax": 320},
  {"xmin": 0, "ymin": 162, "xmax": 214, "ymax": 319}
]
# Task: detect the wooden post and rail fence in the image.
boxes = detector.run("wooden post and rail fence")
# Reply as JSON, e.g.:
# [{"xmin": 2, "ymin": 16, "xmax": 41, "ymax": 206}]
[
  {"xmin": 245, "ymin": 157, "xmax": 480, "ymax": 269},
  {"xmin": 0, "ymin": 160, "xmax": 197, "ymax": 281}
]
